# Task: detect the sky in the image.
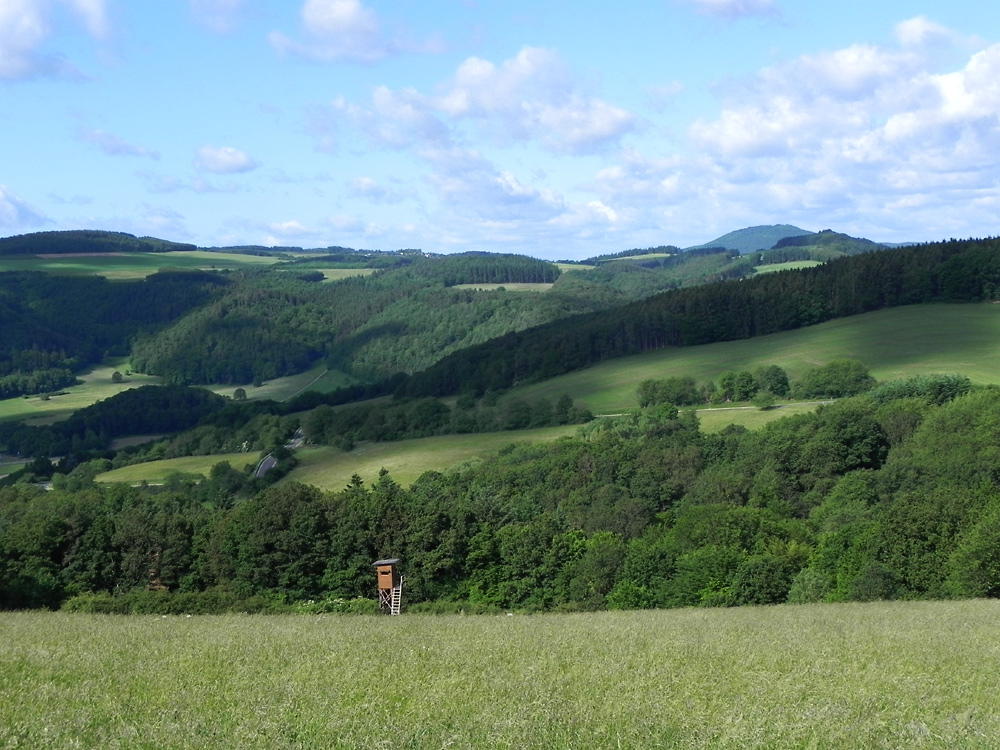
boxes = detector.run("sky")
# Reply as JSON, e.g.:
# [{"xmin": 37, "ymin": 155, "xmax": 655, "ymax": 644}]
[{"xmin": 1, "ymin": 1, "xmax": 1000, "ymax": 259}]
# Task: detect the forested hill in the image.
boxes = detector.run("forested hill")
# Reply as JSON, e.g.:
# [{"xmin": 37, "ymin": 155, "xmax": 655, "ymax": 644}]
[
  {"xmin": 0, "ymin": 270, "xmax": 228, "ymax": 398},
  {"xmin": 0, "ymin": 230, "xmax": 197, "ymax": 255},
  {"xmin": 685, "ymin": 224, "xmax": 813, "ymax": 254},
  {"xmin": 403, "ymin": 237, "xmax": 1000, "ymax": 397}
]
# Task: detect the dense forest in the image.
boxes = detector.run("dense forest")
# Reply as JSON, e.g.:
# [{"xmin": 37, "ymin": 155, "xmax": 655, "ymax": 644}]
[
  {"xmin": 2, "ymin": 373, "xmax": 997, "ymax": 613},
  {"xmin": 0, "ymin": 230, "xmax": 197, "ymax": 255},
  {"xmin": 0, "ymin": 270, "xmax": 228, "ymax": 398}
]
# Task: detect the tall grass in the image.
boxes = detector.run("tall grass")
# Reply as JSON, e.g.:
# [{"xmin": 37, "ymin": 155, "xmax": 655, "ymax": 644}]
[{"xmin": 3, "ymin": 600, "xmax": 999, "ymax": 748}]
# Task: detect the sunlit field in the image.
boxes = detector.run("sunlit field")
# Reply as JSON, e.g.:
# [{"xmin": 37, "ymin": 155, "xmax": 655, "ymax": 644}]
[
  {"xmin": 4, "ymin": 600, "xmax": 1000, "ymax": 749},
  {"xmin": 0, "ymin": 362, "xmax": 163, "ymax": 425},
  {"xmin": 753, "ymin": 260, "xmax": 824, "ymax": 273},
  {"xmin": 508, "ymin": 303, "xmax": 1000, "ymax": 415},
  {"xmin": 0, "ymin": 364, "xmax": 354, "ymax": 426},
  {"xmin": 453, "ymin": 282, "xmax": 554, "ymax": 292},
  {"xmin": 0, "ymin": 250, "xmax": 280, "ymax": 278}
]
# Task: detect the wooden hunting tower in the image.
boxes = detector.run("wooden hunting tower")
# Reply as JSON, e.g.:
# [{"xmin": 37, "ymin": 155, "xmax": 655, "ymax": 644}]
[{"xmin": 373, "ymin": 558, "xmax": 403, "ymax": 615}]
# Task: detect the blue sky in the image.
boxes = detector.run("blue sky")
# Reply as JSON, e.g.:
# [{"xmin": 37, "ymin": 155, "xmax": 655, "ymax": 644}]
[{"xmin": 2, "ymin": 0, "xmax": 1000, "ymax": 259}]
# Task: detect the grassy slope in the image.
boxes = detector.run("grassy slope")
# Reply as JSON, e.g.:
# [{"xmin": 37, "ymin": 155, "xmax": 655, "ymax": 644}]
[
  {"xmin": 4, "ymin": 600, "xmax": 999, "ymax": 749},
  {"xmin": 93, "ymin": 303, "xmax": 1000, "ymax": 488},
  {"xmin": 96, "ymin": 426, "xmax": 579, "ymax": 489},
  {"xmin": 510, "ymin": 303, "xmax": 1000, "ymax": 415},
  {"xmin": 753, "ymin": 260, "xmax": 824, "ymax": 273},
  {"xmin": 0, "ymin": 250, "xmax": 280, "ymax": 278},
  {"xmin": 0, "ymin": 362, "xmax": 163, "ymax": 425}
]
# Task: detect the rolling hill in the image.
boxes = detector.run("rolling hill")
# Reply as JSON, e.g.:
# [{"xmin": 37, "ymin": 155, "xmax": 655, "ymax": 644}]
[{"xmin": 686, "ymin": 224, "xmax": 813, "ymax": 254}]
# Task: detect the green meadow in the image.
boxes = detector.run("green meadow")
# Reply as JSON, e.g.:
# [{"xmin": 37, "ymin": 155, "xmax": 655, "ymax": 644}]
[
  {"xmin": 753, "ymin": 260, "xmax": 824, "ymax": 273},
  {"xmin": 454, "ymin": 282, "xmax": 554, "ymax": 292},
  {"xmin": 0, "ymin": 250, "xmax": 280, "ymax": 279},
  {"xmin": 87, "ymin": 303, "xmax": 1000, "ymax": 488},
  {"xmin": 509, "ymin": 303, "xmax": 1000, "ymax": 415},
  {"xmin": 0, "ymin": 362, "xmax": 163, "ymax": 425},
  {"xmin": 206, "ymin": 365, "xmax": 356, "ymax": 403},
  {"xmin": 0, "ymin": 364, "xmax": 353, "ymax": 426},
  {"xmin": 4, "ymin": 600, "xmax": 1000, "ymax": 749},
  {"xmin": 95, "ymin": 452, "xmax": 259, "ymax": 485},
  {"xmin": 96, "ymin": 426, "xmax": 579, "ymax": 489}
]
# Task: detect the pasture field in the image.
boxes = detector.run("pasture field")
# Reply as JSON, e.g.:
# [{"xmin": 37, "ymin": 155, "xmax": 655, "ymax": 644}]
[
  {"xmin": 509, "ymin": 303, "xmax": 1000, "ymax": 415},
  {"xmin": 453, "ymin": 282, "xmax": 554, "ymax": 292},
  {"xmin": 206, "ymin": 365, "xmax": 356, "ymax": 403},
  {"xmin": 3, "ymin": 600, "xmax": 1000, "ymax": 749},
  {"xmin": 0, "ymin": 364, "xmax": 353, "ymax": 426},
  {"xmin": 95, "ymin": 452, "xmax": 257, "ymax": 485},
  {"xmin": 96, "ymin": 426, "xmax": 578, "ymax": 489},
  {"xmin": 93, "ymin": 411, "xmax": 817, "ymax": 488},
  {"xmin": 314, "ymin": 268, "xmax": 375, "ymax": 281},
  {"xmin": 753, "ymin": 260, "xmax": 824, "ymax": 273},
  {"xmin": 0, "ymin": 250, "xmax": 280, "ymax": 279},
  {"xmin": 0, "ymin": 362, "xmax": 162, "ymax": 425},
  {"xmin": 691, "ymin": 401, "xmax": 826, "ymax": 432},
  {"xmin": 278, "ymin": 426, "xmax": 578, "ymax": 489}
]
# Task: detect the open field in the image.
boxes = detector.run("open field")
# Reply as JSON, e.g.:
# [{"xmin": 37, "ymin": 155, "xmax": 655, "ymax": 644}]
[
  {"xmin": 95, "ymin": 452, "xmax": 257, "ymax": 484},
  {"xmin": 509, "ymin": 303, "xmax": 1000, "ymax": 415},
  {"xmin": 3, "ymin": 600, "xmax": 1000, "ymax": 749},
  {"xmin": 691, "ymin": 401, "xmax": 828, "ymax": 432},
  {"xmin": 206, "ymin": 365, "xmax": 356, "ymax": 403},
  {"xmin": 453, "ymin": 282, "xmax": 554, "ymax": 292},
  {"xmin": 0, "ymin": 250, "xmax": 280, "ymax": 278},
  {"xmin": 0, "ymin": 364, "xmax": 353, "ymax": 426},
  {"xmin": 0, "ymin": 361, "xmax": 163, "ymax": 425},
  {"xmin": 279, "ymin": 426, "xmax": 577, "ymax": 488},
  {"xmin": 753, "ymin": 260, "xmax": 824, "ymax": 273},
  {"xmin": 96, "ymin": 426, "xmax": 578, "ymax": 489},
  {"xmin": 94, "ymin": 410, "xmax": 824, "ymax": 488},
  {"xmin": 314, "ymin": 268, "xmax": 375, "ymax": 281}
]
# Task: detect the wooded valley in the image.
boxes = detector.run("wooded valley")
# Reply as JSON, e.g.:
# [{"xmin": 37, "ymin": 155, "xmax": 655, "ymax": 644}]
[{"xmin": 2, "ymin": 229, "xmax": 1000, "ymax": 614}]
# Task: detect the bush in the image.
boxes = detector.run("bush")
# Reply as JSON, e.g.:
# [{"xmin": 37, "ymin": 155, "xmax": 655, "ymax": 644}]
[{"xmin": 793, "ymin": 359, "xmax": 876, "ymax": 399}]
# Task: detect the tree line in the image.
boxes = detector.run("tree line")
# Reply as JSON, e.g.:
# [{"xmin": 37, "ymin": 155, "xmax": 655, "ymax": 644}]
[{"xmin": 2, "ymin": 373, "xmax": 997, "ymax": 613}]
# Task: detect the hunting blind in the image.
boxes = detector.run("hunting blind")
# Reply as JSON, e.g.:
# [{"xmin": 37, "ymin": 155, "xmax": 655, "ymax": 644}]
[{"xmin": 373, "ymin": 558, "xmax": 403, "ymax": 615}]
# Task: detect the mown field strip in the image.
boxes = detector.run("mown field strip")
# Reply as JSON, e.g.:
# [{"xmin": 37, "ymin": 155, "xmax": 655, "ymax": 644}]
[{"xmin": 3, "ymin": 600, "xmax": 1000, "ymax": 749}]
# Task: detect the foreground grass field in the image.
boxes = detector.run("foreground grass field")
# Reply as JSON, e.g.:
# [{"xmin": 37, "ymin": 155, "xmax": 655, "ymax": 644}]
[
  {"xmin": 3, "ymin": 600, "xmax": 999, "ymax": 749},
  {"xmin": 511, "ymin": 303, "xmax": 1000, "ymax": 414}
]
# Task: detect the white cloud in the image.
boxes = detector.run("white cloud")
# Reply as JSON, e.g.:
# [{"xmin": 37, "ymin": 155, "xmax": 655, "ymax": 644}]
[
  {"xmin": 189, "ymin": 0, "xmax": 245, "ymax": 33},
  {"xmin": 895, "ymin": 16, "xmax": 956, "ymax": 49},
  {"xmin": 326, "ymin": 47, "xmax": 634, "ymax": 155},
  {"xmin": 80, "ymin": 128, "xmax": 159, "ymax": 159},
  {"xmin": 682, "ymin": 0, "xmax": 778, "ymax": 20},
  {"xmin": 63, "ymin": 0, "xmax": 109, "ymax": 38},
  {"xmin": 422, "ymin": 147, "xmax": 565, "ymax": 223},
  {"xmin": 0, "ymin": 0, "xmax": 108, "ymax": 80},
  {"xmin": 603, "ymin": 23, "xmax": 1000, "ymax": 244},
  {"xmin": 0, "ymin": 184, "xmax": 48, "ymax": 228},
  {"xmin": 194, "ymin": 145, "xmax": 259, "ymax": 174},
  {"xmin": 349, "ymin": 176, "xmax": 402, "ymax": 204},
  {"xmin": 270, "ymin": 0, "xmax": 441, "ymax": 63}
]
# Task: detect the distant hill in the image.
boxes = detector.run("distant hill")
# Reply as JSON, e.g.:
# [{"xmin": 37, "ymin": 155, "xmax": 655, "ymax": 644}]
[
  {"xmin": 756, "ymin": 229, "xmax": 886, "ymax": 265},
  {"xmin": 0, "ymin": 230, "xmax": 196, "ymax": 256},
  {"xmin": 686, "ymin": 224, "xmax": 813, "ymax": 254}
]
